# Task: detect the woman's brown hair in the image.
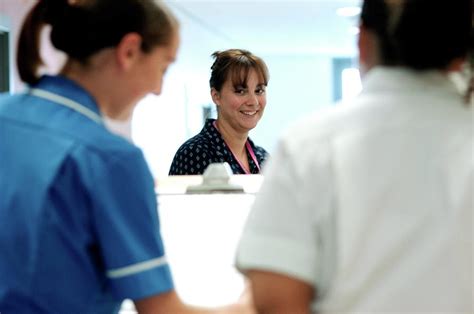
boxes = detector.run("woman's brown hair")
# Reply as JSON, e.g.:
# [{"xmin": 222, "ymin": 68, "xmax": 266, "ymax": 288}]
[
  {"xmin": 209, "ymin": 49, "xmax": 269, "ymax": 91},
  {"xmin": 17, "ymin": 0, "xmax": 178, "ymax": 85}
]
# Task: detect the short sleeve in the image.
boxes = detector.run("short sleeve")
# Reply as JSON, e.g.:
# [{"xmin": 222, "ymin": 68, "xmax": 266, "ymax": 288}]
[
  {"xmin": 236, "ymin": 137, "xmax": 335, "ymax": 289},
  {"xmin": 88, "ymin": 147, "xmax": 173, "ymax": 300}
]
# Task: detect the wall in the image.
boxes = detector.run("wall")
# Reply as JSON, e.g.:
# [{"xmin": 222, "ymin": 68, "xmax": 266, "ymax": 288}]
[
  {"xmin": 251, "ymin": 53, "xmax": 334, "ymax": 153},
  {"xmin": 0, "ymin": 0, "xmax": 65, "ymax": 93},
  {"xmin": 0, "ymin": 0, "xmax": 32, "ymax": 92}
]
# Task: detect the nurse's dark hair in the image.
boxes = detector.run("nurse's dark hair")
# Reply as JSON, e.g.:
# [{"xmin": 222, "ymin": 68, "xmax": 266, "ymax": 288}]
[
  {"xmin": 209, "ymin": 49, "xmax": 269, "ymax": 91},
  {"xmin": 17, "ymin": 0, "xmax": 178, "ymax": 85},
  {"xmin": 361, "ymin": 0, "xmax": 472, "ymax": 102}
]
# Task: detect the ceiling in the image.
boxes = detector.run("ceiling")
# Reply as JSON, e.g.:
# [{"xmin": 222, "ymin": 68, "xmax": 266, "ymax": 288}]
[{"xmin": 165, "ymin": 0, "xmax": 362, "ymax": 59}]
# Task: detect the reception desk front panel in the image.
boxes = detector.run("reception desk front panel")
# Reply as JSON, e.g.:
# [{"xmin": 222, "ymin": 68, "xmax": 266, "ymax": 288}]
[
  {"xmin": 155, "ymin": 175, "xmax": 262, "ymax": 306},
  {"xmin": 158, "ymin": 194, "xmax": 254, "ymax": 306}
]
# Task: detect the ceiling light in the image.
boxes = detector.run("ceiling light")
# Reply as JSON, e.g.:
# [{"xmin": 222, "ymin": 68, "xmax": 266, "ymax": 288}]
[{"xmin": 336, "ymin": 6, "xmax": 361, "ymax": 17}]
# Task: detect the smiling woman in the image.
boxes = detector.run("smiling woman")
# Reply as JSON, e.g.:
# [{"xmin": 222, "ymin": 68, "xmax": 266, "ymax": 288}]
[{"xmin": 169, "ymin": 48, "xmax": 270, "ymax": 175}]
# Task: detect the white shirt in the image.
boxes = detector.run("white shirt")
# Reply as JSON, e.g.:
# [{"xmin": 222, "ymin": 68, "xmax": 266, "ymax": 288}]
[{"xmin": 236, "ymin": 67, "xmax": 473, "ymax": 313}]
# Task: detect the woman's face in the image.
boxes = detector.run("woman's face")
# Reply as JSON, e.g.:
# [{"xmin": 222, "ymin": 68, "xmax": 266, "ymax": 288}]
[
  {"xmin": 212, "ymin": 68, "xmax": 267, "ymax": 134},
  {"xmin": 136, "ymin": 32, "xmax": 180, "ymax": 97},
  {"xmin": 117, "ymin": 32, "xmax": 180, "ymax": 119}
]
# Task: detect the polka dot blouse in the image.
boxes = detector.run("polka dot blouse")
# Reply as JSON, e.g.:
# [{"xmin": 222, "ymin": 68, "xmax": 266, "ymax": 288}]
[{"xmin": 169, "ymin": 119, "xmax": 268, "ymax": 175}]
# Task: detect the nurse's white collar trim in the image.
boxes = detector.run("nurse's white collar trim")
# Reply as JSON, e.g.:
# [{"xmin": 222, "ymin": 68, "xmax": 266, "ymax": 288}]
[
  {"xmin": 29, "ymin": 88, "xmax": 103, "ymax": 125},
  {"xmin": 106, "ymin": 256, "xmax": 167, "ymax": 279}
]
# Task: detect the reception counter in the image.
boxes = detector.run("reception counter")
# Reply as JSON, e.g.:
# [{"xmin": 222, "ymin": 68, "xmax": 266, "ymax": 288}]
[{"xmin": 120, "ymin": 174, "xmax": 263, "ymax": 311}]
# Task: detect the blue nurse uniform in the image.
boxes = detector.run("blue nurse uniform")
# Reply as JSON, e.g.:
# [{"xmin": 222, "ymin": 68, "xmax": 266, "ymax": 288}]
[{"xmin": 0, "ymin": 75, "xmax": 173, "ymax": 313}]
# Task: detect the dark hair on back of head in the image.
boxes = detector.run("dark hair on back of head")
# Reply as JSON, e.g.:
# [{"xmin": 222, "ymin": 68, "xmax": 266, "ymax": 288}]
[
  {"xmin": 209, "ymin": 49, "xmax": 269, "ymax": 91},
  {"xmin": 17, "ymin": 0, "xmax": 178, "ymax": 85},
  {"xmin": 361, "ymin": 0, "xmax": 471, "ymax": 70}
]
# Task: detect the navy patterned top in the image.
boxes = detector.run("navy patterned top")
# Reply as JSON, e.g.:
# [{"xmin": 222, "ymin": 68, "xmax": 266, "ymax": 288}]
[{"xmin": 169, "ymin": 119, "xmax": 268, "ymax": 175}]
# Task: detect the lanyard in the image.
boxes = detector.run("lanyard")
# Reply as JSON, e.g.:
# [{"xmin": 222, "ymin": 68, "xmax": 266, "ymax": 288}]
[
  {"xmin": 213, "ymin": 121, "xmax": 261, "ymax": 174},
  {"xmin": 29, "ymin": 88, "xmax": 103, "ymax": 125}
]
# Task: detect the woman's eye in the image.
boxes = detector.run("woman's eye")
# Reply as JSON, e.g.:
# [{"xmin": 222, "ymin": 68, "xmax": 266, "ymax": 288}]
[
  {"xmin": 256, "ymin": 88, "xmax": 265, "ymax": 95},
  {"xmin": 235, "ymin": 89, "xmax": 246, "ymax": 95}
]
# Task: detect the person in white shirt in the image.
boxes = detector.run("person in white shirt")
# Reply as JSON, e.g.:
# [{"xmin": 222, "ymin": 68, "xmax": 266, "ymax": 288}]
[{"xmin": 235, "ymin": 0, "xmax": 473, "ymax": 313}]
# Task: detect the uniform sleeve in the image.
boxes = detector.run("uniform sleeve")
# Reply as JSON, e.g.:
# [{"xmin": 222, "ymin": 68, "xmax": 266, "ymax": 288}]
[
  {"xmin": 235, "ymin": 137, "xmax": 335, "ymax": 288},
  {"xmin": 88, "ymin": 147, "xmax": 173, "ymax": 300}
]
